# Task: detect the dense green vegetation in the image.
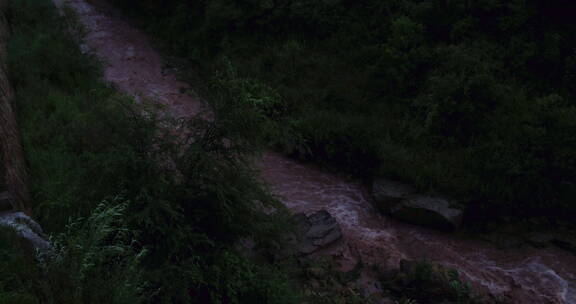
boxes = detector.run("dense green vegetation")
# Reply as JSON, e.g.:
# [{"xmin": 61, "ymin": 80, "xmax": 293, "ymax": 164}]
[
  {"xmin": 113, "ymin": 0, "xmax": 576, "ymax": 221},
  {"xmin": 3, "ymin": 0, "xmax": 574, "ymax": 303},
  {"xmin": 2, "ymin": 1, "xmax": 301, "ymax": 302},
  {"xmin": 380, "ymin": 260, "xmax": 482, "ymax": 304}
]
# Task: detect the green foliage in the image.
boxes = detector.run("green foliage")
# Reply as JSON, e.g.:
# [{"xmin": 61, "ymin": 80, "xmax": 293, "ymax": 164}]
[
  {"xmin": 0, "ymin": 202, "xmax": 145, "ymax": 304},
  {"xmin": 382, "ymin": 260, "xmax": 480, "ymax": 304},
  {"xmin": 184, "ymin": 251, "xmax": 299, "ymax": 304},
  {"xmin": 40, "ymin": 201, "xmax": 147, "ymax": 304},
  {"xmin": 286, "ymin": 256, "xmax": 372, "ymax": 304},
  {"xmin": 0, "ymin": 226, "xmax": 39, "ymax": 304},
  {"xmin": 207, "ymin": 58, "xmax": 297, "ymax": 150},
  {"xmin": 113, "ymin": 0, "xmax": 576, "ymax": 219},
  {"xmin": 7, "ymin": 0, "xmax": 157, "ymax": 232},
  {"xmin": 6, "ymin": 0, "xmax": 300, "ymax": 303}
]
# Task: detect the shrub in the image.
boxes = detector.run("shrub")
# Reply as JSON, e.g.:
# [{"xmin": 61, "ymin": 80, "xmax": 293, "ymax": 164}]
[
  {"xmin": 6, "ymin": 1, "xmax": 300, "ymax": 303},
  {"xmin": 0, "ymin": 201, "xmax": 146, "ymax": 304},
  {"xmin": 381, "ymin": 260, "xmax": 480, "ymax": 304}
]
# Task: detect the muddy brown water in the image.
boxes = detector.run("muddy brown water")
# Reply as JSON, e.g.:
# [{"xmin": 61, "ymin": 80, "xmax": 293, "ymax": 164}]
[{"xmin": 55, "ymin": 0, "xmax": 576, "ymax": 302}]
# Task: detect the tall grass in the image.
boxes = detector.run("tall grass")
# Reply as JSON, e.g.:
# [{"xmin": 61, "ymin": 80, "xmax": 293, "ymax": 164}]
[{"xmin": 0, "ymin": 199, "xmax": 146, "ymax": 304}]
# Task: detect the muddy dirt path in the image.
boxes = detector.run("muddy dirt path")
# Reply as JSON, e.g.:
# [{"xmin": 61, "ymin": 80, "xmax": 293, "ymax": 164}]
[{"xmin": 56, "ymin": 1, "xmax": 576, "ymax": 303}]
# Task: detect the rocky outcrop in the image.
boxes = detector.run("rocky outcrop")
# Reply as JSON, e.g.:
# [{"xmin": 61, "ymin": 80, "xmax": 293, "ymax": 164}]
[
  {"xmin": 372, "ymin": 180, "xmax": 416, "ymax": 211},
  {"xmin": 295, "ymin": 210, "xmax": 343, "ymax": 254},
  {"xmin": 0, "ymin": 211, "xmax": 51, "ymax": 255},
  {"xmin": 390, "ymin": 195, "xmax": 463, "ymax": 230},
  {"xmin": 273, "ymin": 210, "xmax": 343, "ymax": 260},
  {"xmin": 0, "ymin": 192, "xmax": 51, "ymax": 256},
  {"xmin": 372, "ymin": 179, "xmax": 463, "ymax": 230}
]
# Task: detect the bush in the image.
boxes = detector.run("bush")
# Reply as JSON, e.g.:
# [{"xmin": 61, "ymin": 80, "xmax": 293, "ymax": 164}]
[
  {"xmin": 381, "ymin": 260, "xmax": 481, "ymax": 304},
  {"xmin": 6, "ymin": 1, "xmax": 300, "ymax": 303},
  {"xmin": 39, "ymin": 201, "xmax": 147, "ymax": 304},
  {"xmin": 0, "ymin": 202, "xmax": 145, "ymax": 304}
]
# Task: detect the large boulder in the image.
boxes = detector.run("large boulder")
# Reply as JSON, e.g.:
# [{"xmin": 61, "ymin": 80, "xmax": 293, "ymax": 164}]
[
  {"xmin": 0, "ymin": 211, "xmax": 51, "ymax": 256},
  {"xmin": 390, "ymin": 195, "xmax": 463, "ymax": 230},
  {"xmin": 372, "ymin": 179, "xmax": 416, "ymax": 213},
  {"xmin": 273, "ymin": 210, "xmax": 343, "ymax": 260},
  {"xmin": 0, "ymin": 193, "xmax": 51, "ymax": 256},
  {"xmin": 372, "ymin": 179, "xmax": 463, "ymax": 230},
  {"xmin": 296, "ymin": 210, "xmax": 343, "ymax": 254}
]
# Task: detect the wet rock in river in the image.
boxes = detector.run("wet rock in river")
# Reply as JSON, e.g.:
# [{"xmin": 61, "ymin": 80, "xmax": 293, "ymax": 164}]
[
  {"xmin": 390, "ymin": 195, "xmax": 463, "ymax": 231},
  {"xmin": 372, "ymin": 179, "xmax": 463, "ymax": 230},
  {"xmin": 274, "ymin": 210, "xmax": 343, "ymax": 260},
  {"xmin": 372, "ymin": 179, "xmax": 416, "ymax": 213},
  {"xmin": 296, "ymin": 210, "xmax": 343, "ymax": 254}
]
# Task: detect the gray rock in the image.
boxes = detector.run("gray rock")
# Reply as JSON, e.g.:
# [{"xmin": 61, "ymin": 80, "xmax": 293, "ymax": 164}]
[
  {"xmin": 372, "ymin": 179, "xmax": 464, "ymax": 230},
  {"xmin": 296, "ymin": 210, "xmax": 343, "ymax": 255},
  {"xmin": 372, "ymin": 179, "xmax": 416, "ymax": 213},
  {"xmin": 0, "ymin": 211, "xmax": 52, "ymax": 257},
  {"xmin": 271, "ymin": 210, "xmax": 343, "ymax": 260},
  {"xmin": 389, "ymin": 195, "xmax": 463, "ymax": 230}
]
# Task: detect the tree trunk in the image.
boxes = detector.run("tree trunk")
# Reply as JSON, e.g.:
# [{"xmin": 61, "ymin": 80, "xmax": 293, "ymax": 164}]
[{"xmin": 0, "ymin": 1, "xmax": 31, "ymax": 215}]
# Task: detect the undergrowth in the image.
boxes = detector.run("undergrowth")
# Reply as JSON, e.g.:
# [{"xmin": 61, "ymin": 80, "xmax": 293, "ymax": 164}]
[
  {"xmin": 380, "ymin": 260, "xmax": 483, "ymax": 304},
  {"xmin": 0, "ymin": 201, "xmax": 145, "ymax": 304},
  {"xmin": 3, "ymin": 0, "xmax": 301, "ymax": 303},
  {"xmin": 112, "ymin": 0, "xmax": 576, "ymax": 222}
]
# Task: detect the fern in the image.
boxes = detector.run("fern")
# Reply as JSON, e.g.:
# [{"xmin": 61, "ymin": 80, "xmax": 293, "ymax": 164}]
[{"xmin": 43, "ymin": 198, "xmax": 148, "ymax": 303}]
